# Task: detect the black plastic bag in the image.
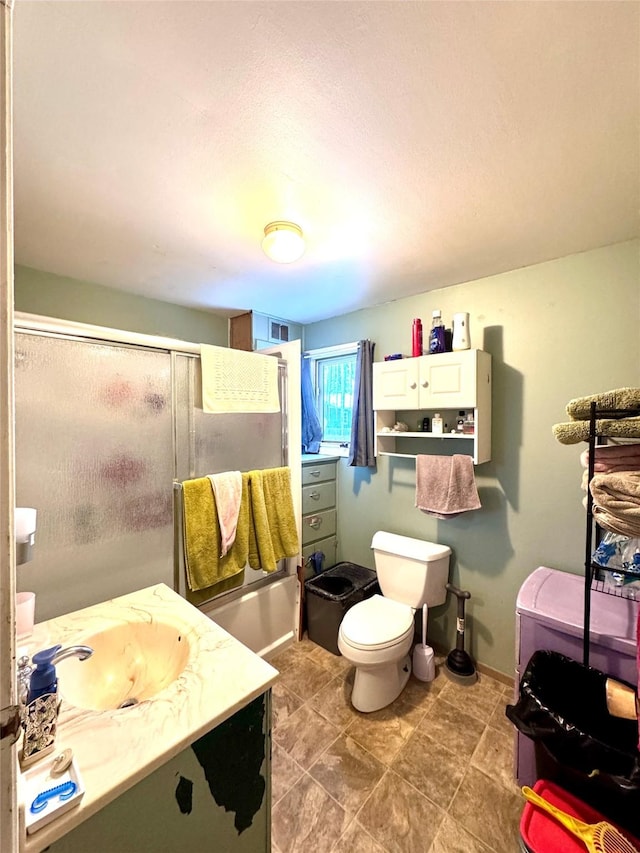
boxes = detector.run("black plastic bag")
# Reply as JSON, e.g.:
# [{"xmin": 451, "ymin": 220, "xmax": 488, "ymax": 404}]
[{"xmin": 507, "ymin": 650, "xmax": 640, "ymax": 830}]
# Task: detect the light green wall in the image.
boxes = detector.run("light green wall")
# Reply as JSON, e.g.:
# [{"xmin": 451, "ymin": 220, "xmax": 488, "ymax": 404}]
[
  {"xmin": 305, "ymin": 240, "xmax": 640, "ymax": 677},
  {"xmin": 14, "ymin": 265, "xmax": 229, "ymax": 345}
]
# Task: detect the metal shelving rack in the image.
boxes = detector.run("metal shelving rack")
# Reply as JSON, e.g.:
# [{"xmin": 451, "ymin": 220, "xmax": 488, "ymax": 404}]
[{"xmin": 583, "ymin": 401, "xmax": 640, "ymax": 667}]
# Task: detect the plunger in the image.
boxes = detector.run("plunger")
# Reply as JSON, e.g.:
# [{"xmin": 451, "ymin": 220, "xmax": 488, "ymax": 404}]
[{"xmin": 444, "ymin": 583, "xmax": 477, "ymax": 685}]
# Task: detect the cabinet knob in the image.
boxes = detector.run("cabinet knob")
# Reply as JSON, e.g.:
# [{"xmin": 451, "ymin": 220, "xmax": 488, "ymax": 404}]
[
  {"xmin": 308, "ymin": 517, "xmax": 321, "ymax": 529},
  {"xmin": 421, "ymin": 381, "xmax": 428, "ymax": 388},
  {"xmin": 410, "ymin": 382, "xmax": 417, "ymax": 389},
  {"xmin": 309, "ymin": 491, "xmax": 320, "ymax": 500},
  {"xmin": 309, "ymin": 470, "xmax": 321, "ymax": 478}
]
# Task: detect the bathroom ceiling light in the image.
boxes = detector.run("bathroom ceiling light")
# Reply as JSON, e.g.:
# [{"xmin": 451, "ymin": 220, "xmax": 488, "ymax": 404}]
[{"xmin": 262, "ymin": 221, "xmax": 305, "ymax": 264}]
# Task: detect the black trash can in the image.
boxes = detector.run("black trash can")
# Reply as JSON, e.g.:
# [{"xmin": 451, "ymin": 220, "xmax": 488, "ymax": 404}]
[
  {"xmin": 506, "ymin": 649, "xmax": 640, "ymax": 833},
  {"xmin": 305, "ymin": 562, "xmax": 380, "ymax": 655}
]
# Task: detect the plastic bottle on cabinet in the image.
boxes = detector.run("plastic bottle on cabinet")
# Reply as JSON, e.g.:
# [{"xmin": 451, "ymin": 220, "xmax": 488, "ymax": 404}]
[
  {"xmin": 429, "ymin": 310, "xmax": 446, "ymax": 354},
  {"xmin": 411, "ymin": 319, "xmax": 423, "ymax": 357}
]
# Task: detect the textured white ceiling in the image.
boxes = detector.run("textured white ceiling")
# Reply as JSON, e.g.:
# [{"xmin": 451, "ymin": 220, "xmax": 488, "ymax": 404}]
[{"xmin": 12, "ymin": 1, "xmax": 640, "ymax": 324}]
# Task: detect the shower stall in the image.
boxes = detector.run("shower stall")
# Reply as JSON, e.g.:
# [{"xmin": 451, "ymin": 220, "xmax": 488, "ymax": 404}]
[{"xmin": 14, "ymin": 313, "xmax": 301, "ymax": 657}]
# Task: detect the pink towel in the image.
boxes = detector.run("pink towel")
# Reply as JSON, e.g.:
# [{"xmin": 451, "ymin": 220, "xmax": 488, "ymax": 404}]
[
  {"xmin": 415, "ymin": 454, "xmax": 481, "ymax": 519},
  {"xmin": 207, "ymin": 471, "xmax": 242, "ymax": 556},
  {"xmin": 580, "ymin": 443, "xmax": 640, "ymax": 473}
]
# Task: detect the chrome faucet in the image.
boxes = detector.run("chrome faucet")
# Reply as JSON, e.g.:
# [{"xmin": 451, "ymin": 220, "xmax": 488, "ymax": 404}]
[{"xmin": 51, "ymin": 645, "xmax": 94, "ymax": 665}]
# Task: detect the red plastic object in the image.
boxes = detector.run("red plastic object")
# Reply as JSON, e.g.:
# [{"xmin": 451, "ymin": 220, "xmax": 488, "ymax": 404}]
[
  {"xmin": 411, "ymin": 318, "xmax": 422, "ymax": 357},
  {"xmin": 519, "ymin": 779, "xmax": 640, "ymax": 853}
]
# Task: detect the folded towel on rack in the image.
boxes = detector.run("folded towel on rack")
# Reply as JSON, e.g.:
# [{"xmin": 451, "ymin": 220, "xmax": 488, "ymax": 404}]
[
  {"xmin": 552, "ymin": 418, "xmax": 640, "ymax": 445},
  {"xmin": 590, "ymin": 471, "xmax": 640, "ymax": 538},
  {"xmin": 182, "ymin": 474, "xmax": 250, "ymax": 591},
  {"xmin": 580, "ymin": 443, "xmax": 640, "ymax": 472},
  {"xmin": 566, "ymin": 387, "xmax": 640, "ymax": 420},
  {"xmin": 247, "ymin": 467, "xmax": 300, "ymax": 571},
  {"xmin": 415, "ymin": 454, "xmax": 481, "ymax": 519},
  {"xmin": 200, "ymin": 345, "xmax": 280, "ymax": 414},
  {"xmin": 207, "ymin": 471, "xmax": 242, "ymax": 556}
]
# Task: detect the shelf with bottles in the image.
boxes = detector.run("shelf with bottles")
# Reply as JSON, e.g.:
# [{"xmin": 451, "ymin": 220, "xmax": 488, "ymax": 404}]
[{"xmin": 375, "ymin": 406, "xmax": 490, "ymax": 464}]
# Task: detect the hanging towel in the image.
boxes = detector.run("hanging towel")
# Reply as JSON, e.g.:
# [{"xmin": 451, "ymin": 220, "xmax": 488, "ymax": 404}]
[
  {"xmin": 200, "ymin": 344, "xmax": 280, "ymax": 414},
  {"xmin": 247, "ymin": 467, "xmax": 300, "ymax": 571},
  {"xmin": 182, "ymin": 474, "xmax": 250, "ymax": 591},
  {"xmin": 566, "ymin": 387, "xmax": 640, "ymax": 420},
  {"xmin": 207, "ymin": 471, "xmax": 242, "ymax": 556},
  {"xmin": 552, "ymin": 418, "xmax": 640, "ymax": 445},
  {"xmin": 415, "ymin": 454, "xmax": 481, "ymax": 519}
]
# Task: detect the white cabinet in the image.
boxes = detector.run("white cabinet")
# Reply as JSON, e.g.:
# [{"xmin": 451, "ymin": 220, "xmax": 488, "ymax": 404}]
[
  {"xmin": 372, "ymin": 350, "xmax": 492, "ymax": 464},
  {"xmin": 229, "ymin": 310, "xmax": 302, "ymax": 352}
]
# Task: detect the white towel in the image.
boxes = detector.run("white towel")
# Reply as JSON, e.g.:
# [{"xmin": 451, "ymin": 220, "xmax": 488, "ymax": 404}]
[
  {"xmin": 200, "ymin": 345, "xmax": 280, "ymax": 414},
  {"xmin": 415, "ymin": 454, "xmax": 481, "ymax": 519},
  {"xmin": 207, "ymin": 472, "xmax": 243, "ymax": 557}
]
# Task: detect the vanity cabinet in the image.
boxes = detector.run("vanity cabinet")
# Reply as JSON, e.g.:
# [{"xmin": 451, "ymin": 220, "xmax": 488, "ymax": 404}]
[
  {"xmin": 44, "ymin": 693, "xmax": 271, "ymax": 853},
  {"xmin": 372, "ymin": 349, "xmax": 492, "ymax": 464},
  {"xmin": 301, "ymin": 457, "xmax": 338, "ymax": 579}
]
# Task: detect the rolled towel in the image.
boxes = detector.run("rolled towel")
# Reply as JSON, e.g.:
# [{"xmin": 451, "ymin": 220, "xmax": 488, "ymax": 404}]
[
  {"xmin": 553, "ymin": 418, "xmax": 640, "ymax": 445},
  {"xmin": 566, "ymin": 387, "xmax": 640, "ymax": 420},
  {"xmin": 590, "ymin": 471, "xmax": 640, "ymax": 538}
]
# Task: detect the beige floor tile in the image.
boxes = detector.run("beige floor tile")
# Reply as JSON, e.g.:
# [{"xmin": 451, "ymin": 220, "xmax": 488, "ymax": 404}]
[
  {"xmin": 272, "ymin": 703, "xmax": 340, "ymax": 770},
  {"xmin": 309, "ymin": 732, "xmax": 386, "ymax": 813},
  {"xmin": 332, "ymin": 821, "xmax": 387, "ymax": 853},
  {"xmin": 438, "ymin": 674, "xmax": 503, "ymax": 723},
  {"xmin": 448, "ymin": 766, "xmax": 523, "ymax": 853},
  {"xmin": 271, "ymin": 773, "xmax": 350, "ymax": 853},
  {"xmin": 471, "ymin": 725, "xmax": 520, "ymax": 796},
  {"xmin": 403, "ymin": 670, "xmax": 446, "ymax": 705},
  {"xmin": 309, "ymin": 676, "xmax": 361, "ymax": 730},
  {"xmin": 487, "ymin": 697, "xmax": 515, "ymax": 736},
  {"xmin": 429, "ymin": 814, "xmax": 493, "ymax": 853},
  {"xmin": 278, "ymin": 656, "xmax": 335, "ymax": 701},
  {"xmin": 271, "ymin": 743, "xmax": 304, "ymax": 805},
  {"xmin": 306, "ymin": 643, "xmax": 352, "ymax": 676},
  {"xmin": 346, "ymin": 704, "xmax": 418, "ymax": 765},
  {"xmin": 392, "ymin": 729, "xmax": 465, "ymax": 810},
  {"xmin": 358, "ymin": 769, "xmax": 445, "ymax": 853},
  {"xmin": 272, "ymin": 681, "xmax": 304, "ymax": 731},
  {"xmin": 268, "ymin": 641, "xmax": 312, "ymax": 672},
  {"xmin": 418, "ymin": 696, "xmax": 486, "ymax": 758}
]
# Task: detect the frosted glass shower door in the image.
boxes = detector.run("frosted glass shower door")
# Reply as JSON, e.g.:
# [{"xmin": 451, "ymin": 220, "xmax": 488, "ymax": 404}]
[{"xmin": 15, "ymin": 332, "xmax": 174, "ymax": 621}]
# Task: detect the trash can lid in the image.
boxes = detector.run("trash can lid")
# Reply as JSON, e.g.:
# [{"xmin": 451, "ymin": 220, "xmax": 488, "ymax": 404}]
[{"xmin": 371, "ymin": 531, "xmax": 450, "ymax": 562}]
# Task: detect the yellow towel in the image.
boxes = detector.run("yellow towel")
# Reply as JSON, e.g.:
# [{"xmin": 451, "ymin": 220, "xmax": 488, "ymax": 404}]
[
  {"xmin": 182, "ymin": 474, "xmax": 250, "ymax": 591},
  {"xmin": 247, "ymin": 467, "xmax": 300, "ymax": 572}
]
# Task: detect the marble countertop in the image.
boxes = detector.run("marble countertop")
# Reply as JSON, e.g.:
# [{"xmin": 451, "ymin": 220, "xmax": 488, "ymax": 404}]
[{"xmin": 18, "ymin": 583, "xmax": 279, "ymax": 852}]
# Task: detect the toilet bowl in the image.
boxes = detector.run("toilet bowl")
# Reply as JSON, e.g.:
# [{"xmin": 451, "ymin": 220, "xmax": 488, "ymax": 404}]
[{"xmin": 338, "ymin": 531, "xmax": 450, "ymax": 713}]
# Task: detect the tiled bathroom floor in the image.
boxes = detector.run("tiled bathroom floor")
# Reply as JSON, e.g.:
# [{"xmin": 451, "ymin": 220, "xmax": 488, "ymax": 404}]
[{"xmin": 267, "ymin": 637, "xmax": 523, "ymax": 853}]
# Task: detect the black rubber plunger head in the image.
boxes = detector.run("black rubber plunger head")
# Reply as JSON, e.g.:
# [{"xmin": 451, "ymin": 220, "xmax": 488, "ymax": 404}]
[{"xmin": 444, "ymin": 583, "xmax": 478, "ymax": 686}]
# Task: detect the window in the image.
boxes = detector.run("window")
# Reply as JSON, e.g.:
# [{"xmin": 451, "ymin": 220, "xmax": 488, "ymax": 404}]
[{"xmin": 307, "ymin": 344, "xmax": 358, "ymax": 447}]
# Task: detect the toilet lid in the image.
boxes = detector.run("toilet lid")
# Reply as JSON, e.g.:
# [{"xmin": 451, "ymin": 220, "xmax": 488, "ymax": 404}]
[{"xmin": 341, "ymin": 595, "xmax": 414, "ymax": 650}]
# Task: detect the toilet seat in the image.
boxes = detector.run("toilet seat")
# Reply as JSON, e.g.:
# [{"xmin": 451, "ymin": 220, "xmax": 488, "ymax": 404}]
[{"xmin": 341, "ymin": 594, "xmax": 414, "ymax": 651}]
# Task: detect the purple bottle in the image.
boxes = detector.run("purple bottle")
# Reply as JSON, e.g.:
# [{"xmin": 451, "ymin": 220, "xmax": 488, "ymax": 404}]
[{"xmin": 429, "ymin": 310, "xmax": 446, "ymax": 354}]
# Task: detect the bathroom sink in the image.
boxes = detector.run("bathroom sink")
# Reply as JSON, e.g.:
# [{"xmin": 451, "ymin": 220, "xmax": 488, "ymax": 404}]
[{"xmin": 56, "ymin": 620, "xmax": 191, "ymax": 711}]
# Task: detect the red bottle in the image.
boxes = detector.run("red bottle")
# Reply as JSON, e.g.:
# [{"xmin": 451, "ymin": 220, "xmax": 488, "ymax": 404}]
[{"xmin": 412, "ymin": 318, "xmax": 423, "ymax": 357}]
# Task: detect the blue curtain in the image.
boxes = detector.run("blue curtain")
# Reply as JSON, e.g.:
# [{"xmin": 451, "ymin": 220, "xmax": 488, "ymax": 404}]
[
  {"xmin": 301, "ymin": 356, "xmax": 323, "ymax": 454},
  {"xmin": 348, "ymin": 340, "xmax": 376, "ymax": 467}
]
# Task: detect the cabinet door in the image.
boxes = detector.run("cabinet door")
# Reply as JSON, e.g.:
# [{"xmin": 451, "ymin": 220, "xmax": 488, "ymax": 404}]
[
  {"xmin": 418, "ymin": 350, "xmax": 478, "ymax": 408},
  {"xmin": 372, "ymin": 360, "xmax": 419, "ymax": 410}
]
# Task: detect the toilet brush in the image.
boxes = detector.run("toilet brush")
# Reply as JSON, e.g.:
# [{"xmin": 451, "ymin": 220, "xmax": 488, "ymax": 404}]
[{"xmin": 413, "ymin": 603, "xmax": 435, "ymax": 682}]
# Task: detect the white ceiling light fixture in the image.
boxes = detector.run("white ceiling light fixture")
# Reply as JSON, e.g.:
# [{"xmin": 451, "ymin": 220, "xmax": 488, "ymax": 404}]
[{"xmin": 262, "ymin": 221, "xmax": 305, "ymax": 264}]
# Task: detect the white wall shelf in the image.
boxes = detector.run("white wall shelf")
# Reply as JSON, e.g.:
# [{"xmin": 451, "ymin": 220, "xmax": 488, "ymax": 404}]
[{"xmin": 372, "ymin": 350, "xmax": 492, "ymax": 464}]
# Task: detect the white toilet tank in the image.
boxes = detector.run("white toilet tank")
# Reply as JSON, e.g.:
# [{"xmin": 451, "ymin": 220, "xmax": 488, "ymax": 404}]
[{"xmin": 371, "ymin": 531, "xmax": 451, "ymax": 608}]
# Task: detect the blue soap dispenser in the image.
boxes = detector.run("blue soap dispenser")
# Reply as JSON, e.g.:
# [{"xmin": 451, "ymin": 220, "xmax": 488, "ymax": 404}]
[{"xmin": 27, "ymin": 645, "xmax": 61, "ymax": 704}]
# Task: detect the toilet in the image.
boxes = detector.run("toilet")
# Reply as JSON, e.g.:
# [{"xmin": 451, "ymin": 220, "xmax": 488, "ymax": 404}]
[{"xmin": 338, "ymin": 531, "xmax": 451, "ymax": 713}]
